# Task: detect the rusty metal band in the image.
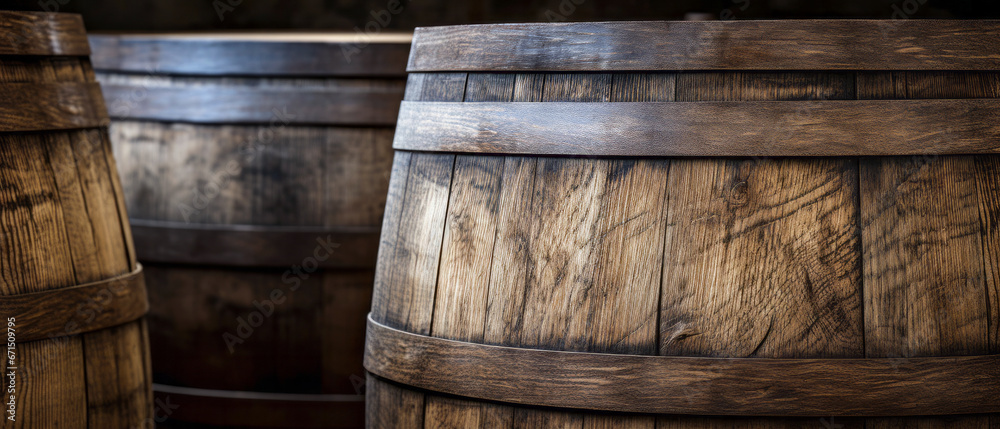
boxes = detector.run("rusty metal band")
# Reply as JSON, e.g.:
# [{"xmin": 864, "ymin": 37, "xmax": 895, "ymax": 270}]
[
  {"xmin": 364, "ymin": 314, "xmax": 1000, "ymax": 417},
  {"xmin": 0, "ymin": 264, "xmax": 148, "ymax": 343},
  {"xmin": 392, "ymin": 100, "xmax": 1000, "ymax": 157}
]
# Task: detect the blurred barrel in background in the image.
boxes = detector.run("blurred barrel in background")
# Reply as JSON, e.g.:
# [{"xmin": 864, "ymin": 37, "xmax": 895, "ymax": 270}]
[
  {"xmin": 365, "ymin": 21, "xmax": 1000, "ymax": 427},
  {"xmin": 0, "ymin": 11, "xmax": 152, "ymax": 428},
  {"xmin": 89, "ymin": 33, "xmax": 410, "ymax": 428}
]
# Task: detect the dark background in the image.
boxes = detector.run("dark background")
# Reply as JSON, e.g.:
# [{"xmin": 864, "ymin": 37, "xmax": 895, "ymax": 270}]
[{"xmin": 4, "ymin": 0, "xmax": 1000, "ymax": 32}]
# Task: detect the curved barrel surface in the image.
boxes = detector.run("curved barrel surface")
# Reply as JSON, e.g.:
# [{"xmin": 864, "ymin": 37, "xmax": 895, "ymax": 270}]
[
  {"xmin": 90, "ymin": 32, "xmax": 410, "ymax": 428},
  {"xmin": 0, "ymin": 11, "xmax": 152, "ymax": 429},
  {"xmin": 366, "ymin": 20, "xmax": 1000, "ymax": 428}
]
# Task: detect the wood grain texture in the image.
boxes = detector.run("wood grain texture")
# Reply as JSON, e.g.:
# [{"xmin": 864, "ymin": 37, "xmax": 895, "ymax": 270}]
[
  {"xmin": 0, "ymin": 43, "xmax": 151, "ymax": 427},
  {"xmin": 365, "ymin": 316, "xmax": 1000, "ymax": 417},
  {"xmin": 89, "ymin": 33, "xmax": 411, "ymax": 77},
  {"xmin": 367, "ymin": 72, "xmax": 465, "ymax": 429},
  {"xmin": 0, "ymin": 11, "xmax": 89, "ymax": 56},
  {"xmin": 859, "ymin": 72, "xmax": 998, "ymax": 429},
  {"xmin": 111, "ymin": 122, "xmax": 394, "ymax": 227},
  {"xmin": 96, "ymin": 32, "xmax": 403, "ymax": 428},
  {"xmin": 98, "ymin": 83, "xmax": 403, "ymax": 126},
  {"xmin": 657, "ymin": 71, "xmax": 863, "ymax": 429},
  {"xmin": 0, "ymin": 83, "xmax": 108, "ymax": 133},
  {"xmin": 408, "ymin": 21, "xmax": 1000, "ymax": 72},
  {"xmin": 0, "ymin": 265, "xmax": 147, "ymax": 342},
  {"xmin": 393, "ymin": 99, "xmax": 1000, "ymax": 156},
  {"xmin": 128, "ymin": 220, "xmax": 379, "ymax": 268}
]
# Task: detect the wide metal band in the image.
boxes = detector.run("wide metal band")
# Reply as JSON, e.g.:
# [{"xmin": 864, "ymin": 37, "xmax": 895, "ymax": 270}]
[
  {"xmin": 1, "ymin": 264, "xmax": 148, "ymax": 343},
  {"xmin": 393, "ymin": 100, "xmax": 1000, "ymax": 157},
  {"xmin": 153, "ymin": 384, "xmax": 363, "ymax": 428},
  {"xmin": 408, "ymin": 20, "xmax": 1000, "ymax": 72},
  {"xmin": 364, "ymin": 315, "xmax": 1000, "ymax": 417},
  {"xmin": 0, "ymin": 83, "xmax": 109, "ymax": 133},
  {"xmin": 100, "ymin": 84, "xmax": 403, "ymax": 126},
  {"xmin": 0, "ymin": 12, "xmax": 90, "ymax": 56},
  {"xmin": 130, "ymin": 219, "xmax": 380, "ymax": 269},
  {"xmin": 89, "ymin": 34, "xmax": 411, "ymax": 77}
]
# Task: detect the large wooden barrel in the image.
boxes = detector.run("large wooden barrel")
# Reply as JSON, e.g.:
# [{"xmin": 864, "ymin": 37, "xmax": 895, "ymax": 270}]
[
  {"xmin": 364, "ymin": 21, "xmax": 1000, "ymax": 428},
  {"xmin": 0, "ymin": 11, "xmax": 152, "ymax": 428},
  {"xmin": 88, "ymin": 33, "xmax": 410, "ymax": 428}
]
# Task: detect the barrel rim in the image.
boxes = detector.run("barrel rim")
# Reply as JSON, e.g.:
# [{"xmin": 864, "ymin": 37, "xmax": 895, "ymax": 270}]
[
  {"xmin": 0, "ymin": 11, "xmax": 90, "ymax": 56},
  {"xmin": 406, "ymin": 20, "xmax": 1000, "ymax": 72}
]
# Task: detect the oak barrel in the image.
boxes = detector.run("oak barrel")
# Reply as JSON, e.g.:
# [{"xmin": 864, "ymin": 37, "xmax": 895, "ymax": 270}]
[
  {"xmin": 88, "ymin": 33, "xmax": 410, "ymax": 428},
  {"xmin": 0, "ymin": 11, "xmax": 152, "ymax": 428},
  {"xmin": 365, "ymin": 21, "xmax": 1000, "ymax": 428}
]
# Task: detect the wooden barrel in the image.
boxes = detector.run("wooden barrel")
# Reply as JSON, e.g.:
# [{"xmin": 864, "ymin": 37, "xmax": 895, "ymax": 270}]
[
  {"xmin": 0, "ymin": 11, "xmax": 152, "ymax": 428},
  {"xmin": 88, "ymin": 33, "xmax": 410, "ymax": 428},
  {"xmin": 365, "ymin": 21, "xmax": 1000, "ymax": 428}
]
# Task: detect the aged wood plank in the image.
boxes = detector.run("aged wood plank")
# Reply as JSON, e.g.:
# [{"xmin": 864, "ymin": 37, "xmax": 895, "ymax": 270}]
[
  {"xmin": 408, "ymin": 21, "xmax": 1000, "ymax": 72},
  {"xmin": 424, "ymin": 73, "xmax": 522, "ymax": 428},
  {"xmin": 0, "ymin": 11, "xmax": 90, "ymax": 56},
  {"xmin": 659, "ymin": 72, "xmax": 863, "ymax": 429},
  {"xmin": 0, "ymin": 265, "xmax": 146, "ymax": 343},
  {"xmin": 0, "ymin": 83, "xmax": 108, "ymax": 133},
  {"xmin": 365, "ymin": 316, "xmax": 1000, "ymax": 417},
  {"xmin": 369, "ymin": 72, "xmax": 465, "ymax": 428},
  {"xmin": 859, "ymin": 71, "xmax": 996, "ymax": 429},
  {"xmin": 975, "ymin": 157, "xmax": 1000, "ymax": 353},
  {"xmin": 367, "ymin": 376, "xmax": 425, "ymax": 429},
  {"xmin": 98, "ymin": 83, "xmax": 403, "ymax": 125},
  {"xmin": 127, "ymin": 220, "xmax": 379, "ymax": 268},
  {"xmin": 89, "ymin": 33, "xmax": 411, "ymax": 77},
  {"xmin": 392, "ymin": 99, "xmax": 1000, "ymax": 156}
]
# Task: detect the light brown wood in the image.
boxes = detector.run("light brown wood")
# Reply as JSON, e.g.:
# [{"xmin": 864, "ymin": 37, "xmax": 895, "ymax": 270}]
[
  {"xmin": 0, "ymin": 20, "xmax": 152, "ymax": 427},
  {"xmin": 0, "ymin": 12, "xmax": 90, "ymax": 56},
  {"xmin": 0, "ymin": 83, "xmax": 108, "ymax": 132},
  {"xmin": 0, "ymin": 265, "xmax": 147, "ymax": 342},
  {"xmin": 368, "ymin": 21, "xmax": 1000, "ymax": 427}
]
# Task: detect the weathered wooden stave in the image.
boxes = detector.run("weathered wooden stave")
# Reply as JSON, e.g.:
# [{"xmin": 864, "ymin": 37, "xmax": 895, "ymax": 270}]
[
  {"xmin": 89, "ymin": 32, "xmax": 409, "ymax": 428},
  {"xmin": 0, "ymin": 11, "xmax": 152, "ymax": 428},
  {"xmin": 366, "ymin": 21, "xmax": 1000, "ymax": 429}
]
